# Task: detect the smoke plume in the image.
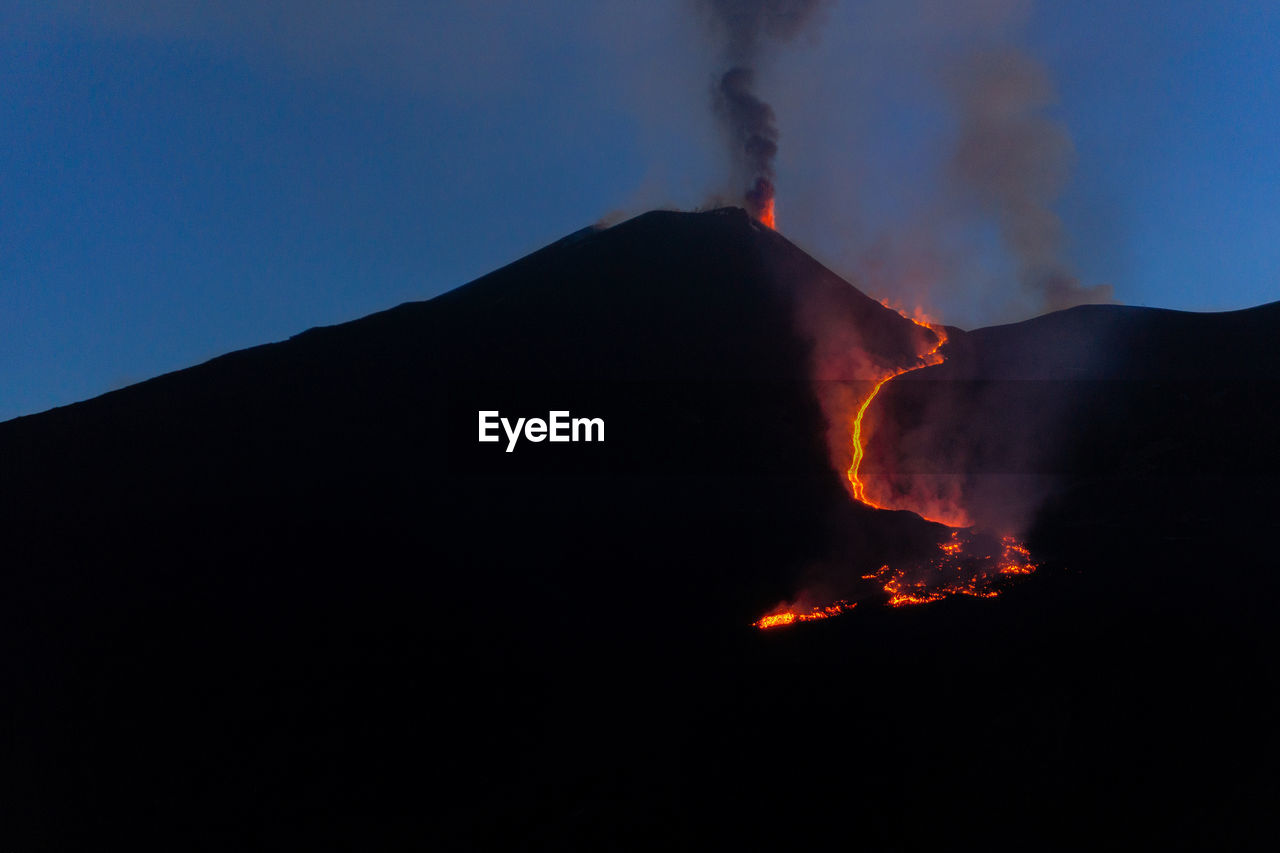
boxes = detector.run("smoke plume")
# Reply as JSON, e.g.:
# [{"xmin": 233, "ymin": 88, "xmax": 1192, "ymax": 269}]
[
  {"xmin": 700, "ymin": 0, "xmax": 829, "ymax": 225},
  {"xmin": 948, "ymin": 48, "xmax": 1113, "ymax": 312}
]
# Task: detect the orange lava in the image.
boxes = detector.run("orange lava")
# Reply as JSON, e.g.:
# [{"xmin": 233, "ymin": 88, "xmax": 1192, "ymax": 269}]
[
  {"xmin": 754, "ymin": 600, "xmax": 855, "ymax": 630},
  {"xmin": 753, "ymin": 300, "xmax": 1041, "ymax": 630},
  {"xmin": 864, "ymin": 531, "xmax": 1039, "ymax": 608},
  {"xmin": 939, "ymin": 537, "xmax": 963, "ymax": 556},
  {"xmin": 846, "ymin": 315, "xmax": 947, "ymax": 509},
  {"xmin": 757, "ymin": 198, "xmax": 776, "ymax": 229},
  {"xmin": 996, "ymin": 536, "xmax": 1037, "ymax": 575}
]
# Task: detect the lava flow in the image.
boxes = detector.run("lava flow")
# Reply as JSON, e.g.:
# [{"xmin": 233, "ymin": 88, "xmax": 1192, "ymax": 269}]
[
  {"xmin": 753, "ymin": 600, "xmax": 855, "ymax": 630},
  {"xmin": 865, "ymin": 531, "xmax": 1039, "ymax": 607},
  {"xmin": 847, "ymin": 309, "xmax": 947, "ymax": 507},
  {"xmin": 755, "ymin": 305, "xmax": 1039, "ymax": 630}
]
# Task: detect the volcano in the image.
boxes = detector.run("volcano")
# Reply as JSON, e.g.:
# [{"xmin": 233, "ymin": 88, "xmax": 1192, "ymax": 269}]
[{"xmin": 3, "ymin": 208, "xmax": 1277, "ymax": 847}]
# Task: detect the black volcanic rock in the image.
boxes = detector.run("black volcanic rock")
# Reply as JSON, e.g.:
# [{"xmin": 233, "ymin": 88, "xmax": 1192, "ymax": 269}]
[{"xmin": 2, "ymin": 210, "xmax": 1277, "ymax": 848}]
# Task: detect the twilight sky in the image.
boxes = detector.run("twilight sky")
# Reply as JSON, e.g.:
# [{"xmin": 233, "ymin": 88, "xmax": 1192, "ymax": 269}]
[{"xmin": 3, "ymin": 1, "xmax": 1278, "ymax": 421}]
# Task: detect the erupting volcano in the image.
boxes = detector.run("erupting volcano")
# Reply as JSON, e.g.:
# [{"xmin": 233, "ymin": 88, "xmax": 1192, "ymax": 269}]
[{"xmin": 6, "ymin": 203, "xmax": 1278, "ymax": 845}]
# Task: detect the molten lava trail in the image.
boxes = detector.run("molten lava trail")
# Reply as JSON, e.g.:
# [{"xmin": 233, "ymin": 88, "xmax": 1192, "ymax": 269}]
[
  {"xmin": 755, "ymin": 309, "xmax": 1039, "ymax": 630},
  {"xmin": 847, "ymin": 320, "xmax": 947, "ymax": 509}
]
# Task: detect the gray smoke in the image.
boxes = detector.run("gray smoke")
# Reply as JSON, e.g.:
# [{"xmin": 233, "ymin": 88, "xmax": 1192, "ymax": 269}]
[
  {"xmin": 948, "ymin": 48, "xmax": 1113, "ymax": 311},
  {"xmin": 700, "ymin": 0, "xmax": 829, "ymax": 223}
]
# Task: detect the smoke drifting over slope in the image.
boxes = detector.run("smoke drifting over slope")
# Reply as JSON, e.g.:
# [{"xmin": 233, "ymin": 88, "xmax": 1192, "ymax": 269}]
[
  {"xmin": 50, "ymin": 1, "xmax": 1118, "ymax": 325},
  {"xmin": 948, "ymin": 48, "xmax": 1113, "ymax": 312},
  {"xmin": 700, "ymin": 0, "xmax": 829, "ymax": 224},
  {"xmin": 690, "ymin": 2, "xmax": 1113, "ymax": 317}
]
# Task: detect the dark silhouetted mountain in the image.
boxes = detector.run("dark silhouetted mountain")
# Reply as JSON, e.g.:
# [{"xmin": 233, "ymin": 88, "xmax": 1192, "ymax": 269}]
[
  {"xmin": 2, "ymin": 209, "xmax": 1276, "ymax": 848},
  {"xmin": 871, "ymin": 300, "xmax": 1280, "ymax": 550}
]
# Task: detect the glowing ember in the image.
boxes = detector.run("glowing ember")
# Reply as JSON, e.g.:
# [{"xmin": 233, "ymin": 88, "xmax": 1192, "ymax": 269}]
[
  {"xmin": 938, "ymin": 530, "xmax": 964, "ymax": 556},
  {"xmin": 862, "ymin": 530, "xmax": 1039, "ymax": 608},
  {"xmin": 997, "ymin": 536, "xmax": 1037, "ymax": 575},
  {"xmin": 754, "ymin": 600, "xmax": 855, "ymax": 630},
  {"xmin": 757, "ymin": 198, "xmax": 776, "ymax": 229}
]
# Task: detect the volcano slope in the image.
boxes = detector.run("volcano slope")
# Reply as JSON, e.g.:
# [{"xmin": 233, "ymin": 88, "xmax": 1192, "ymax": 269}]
[{"xmin": 2, "ymin": 208, "xmax": 1277, "ymax": 847}]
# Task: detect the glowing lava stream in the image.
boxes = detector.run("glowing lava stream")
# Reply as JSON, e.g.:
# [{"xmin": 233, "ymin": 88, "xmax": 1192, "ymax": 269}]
[
  {"xmin": 754, "ymin": 308, "xmax": 1040, "ymax": 629},
  {"xmin": 847, "ymin": 317, "xmax": 947, "ymax": 508}
]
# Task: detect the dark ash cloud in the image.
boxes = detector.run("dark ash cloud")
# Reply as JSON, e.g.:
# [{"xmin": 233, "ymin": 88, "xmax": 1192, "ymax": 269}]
[{"xmin": 699, "ymin": 0, "xmax": 829, "ymax": 223}]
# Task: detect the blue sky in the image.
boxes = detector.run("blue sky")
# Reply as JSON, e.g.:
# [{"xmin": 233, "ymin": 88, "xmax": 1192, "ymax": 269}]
[{"xmin": 2, "ymin": 1, "xmax": 1277, "ymax": 421}]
